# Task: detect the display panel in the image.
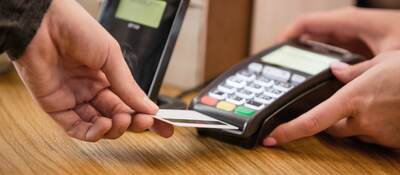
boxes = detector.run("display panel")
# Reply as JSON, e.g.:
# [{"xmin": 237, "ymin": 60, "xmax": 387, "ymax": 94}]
[
  {"xmin": 261, "ymin": 45, "xmax": 338, "ymax": 75},
  {"xmin": 115, "ymin": 0, "xmax": 167, "ymax": 28}
]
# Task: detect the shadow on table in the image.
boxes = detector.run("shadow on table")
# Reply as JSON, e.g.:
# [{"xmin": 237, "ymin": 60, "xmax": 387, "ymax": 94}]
[
  {"xmin": 268, "ymin": 133, "xmax": 400, "ymax": 162},
  {"xmin": 77, "ymin": 130, "xmax": 399, "ymax": 172}
]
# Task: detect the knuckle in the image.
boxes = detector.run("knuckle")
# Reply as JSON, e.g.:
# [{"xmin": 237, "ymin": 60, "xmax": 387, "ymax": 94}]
[
  {"xmin": 111, "ymin": 103, "xmax": 128, "ymax": 115},
  {"xmin": 109, "ymin": 104, "xmax": 132, "ymax": 118},
  {"xmin": 109, "ymin": 38, "xmax": 122, "ymax": 52},
  {"xmin": 103, "ymin": 38, "xmax": 122, "ymax": 66},
  {"xmin": 357, "ymin": 136, "xmax": 375, "ymax": 144},
  {"xmin": 325, "ymin": 127, "xmax": 341, "ymax": 137},
  {"xmin": 355, "ymin": 117, "xmax": 372, "ymax": 133},
  {"xmin": 303, "ymin": 117, "xmax": 320, "ymax": 135},
  {"xmin": 346, "ymin": 66, "xmax": 357, "ymax": 79},
  {"xmin": 66, "ymin": 120, "xmax": 82, "ymax": 134},
  {"xmin": 274, "ymin": 126, "xmax": 291, "ymax": 143},
  {"xmin": 117, "ymin": 121, "xmax": 131, "ymax": 135},
  {"xmin": 347, "ymin": 93, "xmax": 366, "ymax": 117}
]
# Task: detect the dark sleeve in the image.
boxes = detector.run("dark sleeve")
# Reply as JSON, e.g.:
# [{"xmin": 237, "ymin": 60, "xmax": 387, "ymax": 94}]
[{"xmin": 0, "ymin": 0, "xmax": 52, "ymax": 60}]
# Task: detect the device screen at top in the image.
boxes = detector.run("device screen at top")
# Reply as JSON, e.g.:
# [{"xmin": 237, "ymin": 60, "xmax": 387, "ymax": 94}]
[
  {"xmin": 262, "ymin": 45, "xmax": 339, "ymax": 75},
  {"xmin": 115, "ymin": 0, "xmax": 167, "ymax": 28},
  {"xmin": 100, "ymin": 0, "xmax": 180, "ymax": 93}
]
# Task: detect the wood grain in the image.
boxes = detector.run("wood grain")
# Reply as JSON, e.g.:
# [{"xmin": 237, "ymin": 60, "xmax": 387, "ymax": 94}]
[{"xmin": 0, "ymin": 70, "xmax": 399, "ymax": 175}]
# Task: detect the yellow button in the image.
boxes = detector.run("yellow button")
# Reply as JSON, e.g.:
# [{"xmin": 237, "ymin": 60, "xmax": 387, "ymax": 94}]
[{"xmin": 216, "ymin": 101, "xmax": 236, "ymax": 112}]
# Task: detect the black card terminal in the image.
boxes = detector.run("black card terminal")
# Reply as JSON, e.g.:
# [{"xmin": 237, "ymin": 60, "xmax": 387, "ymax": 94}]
[
  {"xmin": 189, "ymin": 39, "xmax": 364, "ymax": 148},
  {"xmin": 99, "ymin": 0, "xmax": 189, "ymax": 101}
]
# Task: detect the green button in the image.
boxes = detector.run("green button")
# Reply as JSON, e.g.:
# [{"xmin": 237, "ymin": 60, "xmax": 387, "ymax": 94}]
[{"xmin": 234, "ymin": 106, "xmax": 255, "ymax": 117}]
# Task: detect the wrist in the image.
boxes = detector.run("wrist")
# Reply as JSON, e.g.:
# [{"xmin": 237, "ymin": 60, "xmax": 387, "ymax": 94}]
[
  {"xmin": 4, "ymin": 0, "xmax": 52, "ymax": 60},
  {"xmin": 43, "ymin": 0, "xmax": 95, "ymax": 58}
]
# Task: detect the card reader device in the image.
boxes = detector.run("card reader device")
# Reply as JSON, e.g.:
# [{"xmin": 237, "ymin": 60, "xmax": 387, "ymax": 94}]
[
  {"xmin": 99, "ymin": 0, "xmax": 189, "ymax": 108},
  {"xmin": 189, "ymin": 39, "xmax": 364, "ymax": 148}
]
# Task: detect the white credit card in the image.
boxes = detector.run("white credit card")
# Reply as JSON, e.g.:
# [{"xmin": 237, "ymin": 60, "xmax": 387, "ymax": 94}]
[{"xmin": 155, "ymin": 109, "xmax": 239, "ymax": 130}]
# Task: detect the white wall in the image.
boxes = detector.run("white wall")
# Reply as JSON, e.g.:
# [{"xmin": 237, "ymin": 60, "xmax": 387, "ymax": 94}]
[
  {"xmin": 76, "ymin": 0, "xmax": 103, "ymax": 17},
  {"xmin": 163, "ymin": 0, "xmax": 208, "ymax": 89},
  {"xmin": 251, "ymin": 0, "xmax": 353, "ymax": 54}
]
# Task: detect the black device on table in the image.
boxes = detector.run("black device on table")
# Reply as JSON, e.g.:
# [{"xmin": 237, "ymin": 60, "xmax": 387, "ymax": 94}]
[
  {"xmin": 189, "ymin": 39, "xmax": 364, "ymax": 148},
  {"xmin": 99, "ymin": 0, "xmax": 189, "ymax": 108}
]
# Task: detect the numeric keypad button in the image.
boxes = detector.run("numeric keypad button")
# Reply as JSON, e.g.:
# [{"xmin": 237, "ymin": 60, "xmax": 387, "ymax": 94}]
[
  {"xmin": 245, "ymin": 83, "xmax": 264, "ymax": 94},
  {"xmin": 236, "ymin": 89, "xmax": 255, "ymax": 99},
  {"xmin": 245, "ymin": 100, "xmax": 265, "ymax": 111},
  {"xmin": 262, "ymin": 65, "xmax": 291, "ymax": 82},
  {"xmin": 236, "ymin": 70, "xmax": 256, "ymax": 82},
  {"xmin": 254, "ymin": 76, "xmax": 273, "ymax": 87},
  {"xmin": 248, "ymin": 62, "xmax": 263, "ymax": 73},
  {"xmin": 264, "ymin": 88, "xmax": 284, "ymax": 98},
  {"xmin": 218, "ymin": 83, "xmax": 236, "ymax": 94},
  {"xmin": 226, "ymin": 95, "xmax": 246, "ymax": 105},
  {"xmin": 226, "ymin": 76, "xmax": 246, "ymax": 89},
  {"xmin": 273, "ymin": 81, "xmax": 294, "ymax": 92},
  {"xmin": 209, "ymin": 90, "xmax": 227, "ymax": 100},
  {"xmin": 254, "ymin": 94, "xmax": 274, "ymax": 104},
  {"xmin": 291, "ymin": 74, "xmax": 306, "ymax": 84}
]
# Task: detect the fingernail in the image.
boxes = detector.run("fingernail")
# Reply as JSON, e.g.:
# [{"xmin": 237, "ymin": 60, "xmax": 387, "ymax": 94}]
[
  {"xmin": 86, "ymin": 128, "xmax": 97, "ymax": 141},
  {"xmin": 144, "ymin": 96, "xmax": 159, "ymax": 112},
  {"xmin": 331, "ymin": 61, "xmax": 349, "ymax": 71},
  {"xmin": 263, "ymin": 137, "xmax": 277, "ymax": 147}
]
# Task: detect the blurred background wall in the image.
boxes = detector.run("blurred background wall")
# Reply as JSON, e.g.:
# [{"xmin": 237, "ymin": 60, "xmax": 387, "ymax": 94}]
[
  {"xmin": 251, "ymin": 0, "xmax": 353, "ymax": 54},
  {"xmin": 79, "ymin": 0, "xmax": 400, "ymax": 91},
  {"xmin": 14, "ymin": 0, "xmax": 400, "ymax": 83}
]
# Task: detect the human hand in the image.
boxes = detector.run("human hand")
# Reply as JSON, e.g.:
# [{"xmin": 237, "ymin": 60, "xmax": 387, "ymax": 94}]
[
  {"xmin": 263, "ymin": 51, "xmax": 400, "ymax": 149},
  {"xmin": 277, "ymin": 7, "xmax": 400, "ymax": 57},
  {"xmin": 13, "ymin": 0, "xmax": 173, "ymax": 142}
]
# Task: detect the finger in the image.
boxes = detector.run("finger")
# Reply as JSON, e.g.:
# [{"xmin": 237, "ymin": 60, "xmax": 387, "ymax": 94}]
[
  {"xmin": 357, "ymin": 135, "xmax": 376, "ymax": 144},
  {"xmin": 128, "ymin": 113, "xmax": 154, "ymax": 132},
  {"xmin": 325, "ymin": 118, "xmax": 360, "ymax": 138},
  {"xmin": 67, "ymin": 71, "xmax": 109, "ymax": 104},
  {"xmin": 276, "ymin": 20, "xmax": 306, "ymax": 43},
  {"xmin": 74, "ymin": 103, "xmax": 127, "ymax": 139},
  {"xmin": 91, "ymin": 89, "xmax": 170, "ymax": 138},
  {"xmin": 91, "ymin": 89, "xmax": 133, "ymax": 116},
  {"xmin": 91, "ymin": 89, "xmax": 132, "ymax": 139},
  {"xmin": 300, "ymin": 34, "xmax": 332, "ymax": 44},
  {"xmin": 74, "ymin": 103, "xmax": 100, "ymax": 122},
  {"xmin": 276, "ymin": 8, "xmax": 359, "ymax": 43},
  {"xmin": 331, "ymin": 60, "xmax": 376, "ymax": 83},
  {"xmin": 264, "ymin": 86, "xmax": 353, "ymax": 146},
  {"xmin": 150, "ymin": 119, "xmax": 174, "ymax": 138},
  {"xmin": 102, "ymin": 40, "xmax": 158, "ymax": 114},
  {"xmin": 50, "ymin": 110, "xmax": 112, "ymax": 142},
  {"xmin": 104, "ymin": 113, "xmax": 131, "ymax": 139}
]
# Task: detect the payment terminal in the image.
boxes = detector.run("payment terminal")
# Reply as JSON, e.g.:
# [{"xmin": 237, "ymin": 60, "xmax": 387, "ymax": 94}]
[
  {"xmin": 189, "ymin": 39, "xmax": 364, "ymax": 148},
  {"xmin": 99, "ymin": 0, "xmax": 189, "ymax": 104}
]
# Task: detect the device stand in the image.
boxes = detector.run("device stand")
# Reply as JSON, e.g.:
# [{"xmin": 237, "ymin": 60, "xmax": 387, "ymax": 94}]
[{"xmin": 157, "ymin": 95, "xmax": 187, "ymax": 109}]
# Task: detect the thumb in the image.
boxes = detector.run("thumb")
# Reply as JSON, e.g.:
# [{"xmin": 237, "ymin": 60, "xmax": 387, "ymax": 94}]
[
  {"xmin": 330, "ymin": 60, "xmax": 375, "ymax": 83},
  {"xmin": 102, "ymin": 42, "xmax": 159, "ymax": 114},
  {"xmin": 263, "ymin": 84, "xmax": 354, "ymax": 146}
]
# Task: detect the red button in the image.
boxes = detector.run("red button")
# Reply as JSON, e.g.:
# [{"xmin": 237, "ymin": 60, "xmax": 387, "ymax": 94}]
[{"xmin": 201, "ymin": 96, "xmax": 218, "ymax": 106}]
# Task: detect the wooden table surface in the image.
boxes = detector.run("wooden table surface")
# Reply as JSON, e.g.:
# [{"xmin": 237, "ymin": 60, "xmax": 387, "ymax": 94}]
[{"xmin": 0, "ymin": 70, "xmax": 399, "ymax": 175}]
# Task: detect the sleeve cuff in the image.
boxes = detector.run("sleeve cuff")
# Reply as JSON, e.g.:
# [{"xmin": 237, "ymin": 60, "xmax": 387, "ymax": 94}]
[{"xmin": 0, "ymin": 0, "xmax": 52, "ymax": 60}]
